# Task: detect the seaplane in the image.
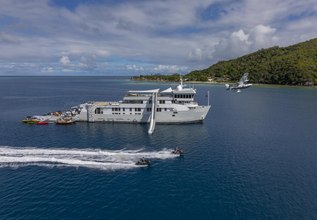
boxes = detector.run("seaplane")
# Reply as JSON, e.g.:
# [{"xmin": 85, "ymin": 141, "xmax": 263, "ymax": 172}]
[{"xmin": 225, "ymin": 73, "xmax": 252, "ymax": 92}]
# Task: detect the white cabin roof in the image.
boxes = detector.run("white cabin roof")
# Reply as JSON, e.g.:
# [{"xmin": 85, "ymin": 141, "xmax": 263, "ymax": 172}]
[
  {"xmin": 161, "ymin": 87, "xmax": 173, "ymax": 93},
  {"xmin": 128, "ymin": 89, "xmax": 159, "ymax": 94},
  {"xmin": 173, "ymin": 88, "xmax": 196, "ymax": 94}
]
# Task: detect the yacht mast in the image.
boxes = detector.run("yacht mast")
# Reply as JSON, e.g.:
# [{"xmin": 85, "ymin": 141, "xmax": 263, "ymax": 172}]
[{"xmin": 148, "ymin": 92, "xmax": 158, "ymax": 134}]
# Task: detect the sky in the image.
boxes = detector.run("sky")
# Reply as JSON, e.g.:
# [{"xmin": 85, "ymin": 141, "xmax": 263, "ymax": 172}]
[{"xmin": 0, "ymin": 0, "xmax": 316, "ymax": 76}]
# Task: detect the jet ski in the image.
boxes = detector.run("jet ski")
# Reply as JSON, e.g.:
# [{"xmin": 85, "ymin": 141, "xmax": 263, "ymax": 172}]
[
  {"xmin": 172, "ymin": 147, "xmax": 183, "ymax": 155},
  {"xmin": 135, "ymin": 158, "xmax": 150, "ymax": 166}
]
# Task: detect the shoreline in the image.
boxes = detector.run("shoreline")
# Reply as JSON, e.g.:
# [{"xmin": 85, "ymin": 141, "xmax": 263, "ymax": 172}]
[{"xmin": 131, "ymin": 78, "xmax": 317, "ymax": 89}]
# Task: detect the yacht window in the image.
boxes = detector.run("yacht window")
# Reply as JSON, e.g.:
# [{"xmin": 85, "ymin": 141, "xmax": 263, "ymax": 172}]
[
  {"xmin": 127, "ymin": 100, "xmax": 143, "ymax": 104},
  {"xmin": 95, "ymin": 108, "xmax": 102, "ymax": 114}
]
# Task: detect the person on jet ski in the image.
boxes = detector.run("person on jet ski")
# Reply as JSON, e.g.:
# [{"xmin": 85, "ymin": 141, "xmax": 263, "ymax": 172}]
[
  {"xmin": 172, "ymin": 147, "xmax": 183, "ymax": 155},
  {"xmin": 136, "ymin": 157, "xmax": 150, "ymax": 165}
]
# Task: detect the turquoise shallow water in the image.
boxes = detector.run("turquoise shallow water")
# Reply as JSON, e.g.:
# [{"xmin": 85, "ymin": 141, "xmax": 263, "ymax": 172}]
[{"xmin": 0, "ymin": 76, "xmax": 317, "ymax": 219}]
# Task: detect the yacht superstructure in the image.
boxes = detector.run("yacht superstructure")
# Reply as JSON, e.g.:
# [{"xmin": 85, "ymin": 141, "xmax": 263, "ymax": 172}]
[{"xmin": 73, "ymin": 79, "xmax": 211, "ymax": 126}]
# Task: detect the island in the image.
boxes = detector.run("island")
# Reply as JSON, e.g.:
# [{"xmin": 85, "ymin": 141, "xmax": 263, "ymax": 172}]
[{"xmin": 132, "ymin": 38, "xmax": 317, "ymax": 86}]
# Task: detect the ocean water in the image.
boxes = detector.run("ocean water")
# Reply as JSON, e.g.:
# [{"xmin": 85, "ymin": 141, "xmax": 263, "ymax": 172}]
[{"xmin": 0, "ymin": 76, "xmax": 317, "ymax": 219}]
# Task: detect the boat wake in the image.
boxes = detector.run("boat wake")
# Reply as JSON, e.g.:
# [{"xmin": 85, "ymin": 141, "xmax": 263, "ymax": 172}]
[{"xmin": 0, "ymin": 146, "xmax": 179, "ymax": 171}]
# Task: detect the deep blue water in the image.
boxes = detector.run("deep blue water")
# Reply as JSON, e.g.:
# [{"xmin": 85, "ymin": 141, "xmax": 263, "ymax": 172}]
[{"xmin": 0, "ymin": 76, "xmax": 317, "ymax": 219}]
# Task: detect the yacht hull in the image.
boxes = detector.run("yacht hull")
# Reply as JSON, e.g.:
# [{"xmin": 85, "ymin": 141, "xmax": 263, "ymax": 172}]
[{"xmin": 74, "ymin": 106, "xmax": 211, "ymax": 124}]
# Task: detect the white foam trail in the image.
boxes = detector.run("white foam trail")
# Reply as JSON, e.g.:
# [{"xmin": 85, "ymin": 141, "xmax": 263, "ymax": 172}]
[{"xmin": 0, "ymin": 146, "xmax": 179, "ymax": 171}]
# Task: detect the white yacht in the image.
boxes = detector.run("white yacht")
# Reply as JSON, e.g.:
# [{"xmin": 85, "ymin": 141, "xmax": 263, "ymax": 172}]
[{"xmin": 72, "ymin": 79, "xmax": 211, "ymax": 132}]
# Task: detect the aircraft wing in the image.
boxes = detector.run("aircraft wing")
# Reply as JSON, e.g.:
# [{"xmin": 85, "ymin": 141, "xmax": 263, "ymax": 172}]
[{"xmin": 238, "ymin": 73, "xmax": 249, "ymax": 85}]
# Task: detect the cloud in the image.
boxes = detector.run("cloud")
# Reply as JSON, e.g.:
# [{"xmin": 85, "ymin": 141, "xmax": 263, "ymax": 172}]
[
  {"xmin": 213, "ymin": 24, "xmax": 277, "ymax": 61},
  {"xmin": 126, "ymin": 64, "xmax": 144, "ymax": 71},
  {"xmin": 58, "ymin": 54, "xmax": 97, "ymax": 71},
  {"xmin": 0, "ymin": 0, "xmax": 317, "ymax": 75},
  {"xmin": 79, "ymin": 55, "xmax": 96, "ymax": 70},
  {"xmin": 41, "ymin": 66, "xmax": 54, "ymax": 73},
  {"xmin": 249, "ymin": 24, "xmax": 278, "ymax": 49},
  {"xmin": 59, "ymin": 55, "xmax": 71, "ymax": 66},
  {"xmin": 188, "ymin": 47, "xmax": 214, "ymax": 63},
  {"xmin": 153, "ymin": 64, "xmax": 188, "ymax": 73},
  {"xmin": 0, "ymin": 32, "xmax": 20, "ymax": 44},
  {"xmin": 0, "ymin": 62, "xmax": 42, "ymax": 75},
  {"xmin": 125, "ymin": 63, "xmax": 188, "ymax": 74}
]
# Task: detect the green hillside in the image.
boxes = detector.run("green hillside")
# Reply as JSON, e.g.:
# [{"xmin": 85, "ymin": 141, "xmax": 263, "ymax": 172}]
[
  {"xmin": 133, "ymin": 38, "xmax": 317, "ymax": 85},
  {"xmin": 186, "ymin": 38, "xmax": 317, "ymax": 85}
]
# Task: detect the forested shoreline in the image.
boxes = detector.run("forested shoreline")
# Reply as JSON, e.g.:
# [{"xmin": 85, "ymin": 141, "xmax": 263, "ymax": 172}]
[{"xmin": 132, "ymin": 38, "xmax": 317, "ymax": 86}]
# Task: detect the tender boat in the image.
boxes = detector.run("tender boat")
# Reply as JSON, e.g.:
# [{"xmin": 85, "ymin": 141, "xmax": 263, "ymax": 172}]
[
  {"xmin": 37, "ymin": 121, "xmax": 49, "ymax": 125},
  {"xmin": 22, "ymin": 117, "xmax": 40, "ymax": 124},
  {"xmin": 56, "ymin": 117, "xmax": 73, "ymax": 125}
]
